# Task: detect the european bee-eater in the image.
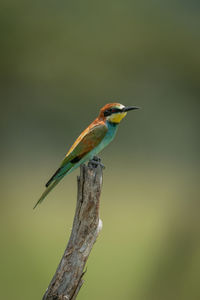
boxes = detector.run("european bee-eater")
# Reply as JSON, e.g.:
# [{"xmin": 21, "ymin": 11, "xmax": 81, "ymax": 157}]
[{"xmin": 34, "ymin": 103, "xmax": 139, "ymax": 209}]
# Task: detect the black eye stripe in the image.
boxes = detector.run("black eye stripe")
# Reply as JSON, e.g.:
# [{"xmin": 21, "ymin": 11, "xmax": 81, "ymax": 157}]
[
  {"xmin": 104, "ymin": 107, "xmax": 122, "ymax": 116},
  {"xmin": 104, "ymin": 110, "xmax": 111, "ymax": 116}
]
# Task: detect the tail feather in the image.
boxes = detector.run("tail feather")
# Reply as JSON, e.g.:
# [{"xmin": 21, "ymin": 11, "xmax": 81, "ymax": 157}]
[
  {"xmin": 33, "ymin": 178, "xmax": 62, "ymax": 209},
  {"xmin": 45, "ymin": 167, "xmax": 61, "ymax": 187}
]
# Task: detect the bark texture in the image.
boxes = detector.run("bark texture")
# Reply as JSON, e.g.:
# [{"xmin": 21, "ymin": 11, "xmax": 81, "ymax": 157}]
[{"xmin": 42, "ymin": 163, "xmax": 103, "ymax": 300}]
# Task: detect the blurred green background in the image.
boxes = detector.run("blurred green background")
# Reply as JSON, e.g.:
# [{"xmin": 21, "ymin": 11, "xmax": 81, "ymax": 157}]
[{"xmin": 1, "ymin": 1, "xmax": 200, "ymax": 299}]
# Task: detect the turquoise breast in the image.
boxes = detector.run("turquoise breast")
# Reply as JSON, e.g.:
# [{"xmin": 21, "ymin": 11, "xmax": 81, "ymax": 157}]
[{"xmin": 95, "ymin": 121, "xmax": 118, "ymax": 153}]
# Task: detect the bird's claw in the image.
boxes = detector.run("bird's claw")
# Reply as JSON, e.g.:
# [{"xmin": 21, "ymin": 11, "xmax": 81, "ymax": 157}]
[{"xmin": 88, "ymin": 156, "xmax": 105, "ymax": 169}]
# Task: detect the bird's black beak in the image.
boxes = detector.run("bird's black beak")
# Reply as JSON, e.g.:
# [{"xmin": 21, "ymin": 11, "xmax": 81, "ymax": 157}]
[{"xmin": 123, "ymin": 106, "xmax": 140, "ymax": 112}]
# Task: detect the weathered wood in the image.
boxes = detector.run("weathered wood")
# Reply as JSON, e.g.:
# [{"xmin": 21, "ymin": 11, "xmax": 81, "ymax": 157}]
[{"xmin": 42, "ymin": 162, "xmax": 103, "ymax": 300}]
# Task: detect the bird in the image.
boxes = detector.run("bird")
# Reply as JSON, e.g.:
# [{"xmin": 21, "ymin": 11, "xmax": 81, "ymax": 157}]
[{"xmin": 34, "ymin": 103, "xmax": 139, "ymax": 209}]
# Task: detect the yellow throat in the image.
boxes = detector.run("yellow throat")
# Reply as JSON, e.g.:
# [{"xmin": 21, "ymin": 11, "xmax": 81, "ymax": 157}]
[{"xmin": 108, "ymin": 112, "xmax": 127, "ymax": 123}]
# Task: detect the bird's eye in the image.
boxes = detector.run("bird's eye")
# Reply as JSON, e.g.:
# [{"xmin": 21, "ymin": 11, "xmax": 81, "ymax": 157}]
[{"xmin": 111, "ymin": 108, "xmax": 121, "ymax": 113}]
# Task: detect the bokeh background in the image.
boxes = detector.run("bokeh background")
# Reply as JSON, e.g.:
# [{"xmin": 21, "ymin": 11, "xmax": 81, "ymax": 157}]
[{"xmin": 1, "ymin": 1, "xmax": 200, "ymax": 299}]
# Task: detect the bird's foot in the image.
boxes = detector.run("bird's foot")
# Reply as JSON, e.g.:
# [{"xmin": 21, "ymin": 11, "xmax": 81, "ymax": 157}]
[{"xmin": 88, "ymin": 156, "xmax": 105, "ymax": 169}]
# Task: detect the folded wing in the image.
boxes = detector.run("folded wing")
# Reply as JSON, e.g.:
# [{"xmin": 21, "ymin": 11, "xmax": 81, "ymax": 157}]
[{"xmin": 34, "ymin": 121, "xmax": 107, "ymax": 209}]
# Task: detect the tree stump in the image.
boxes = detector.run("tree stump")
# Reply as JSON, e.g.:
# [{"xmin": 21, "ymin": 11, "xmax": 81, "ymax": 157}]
[{"xmin": 42, "ymin": 162, "xmax": 103, "ymax": 300}]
